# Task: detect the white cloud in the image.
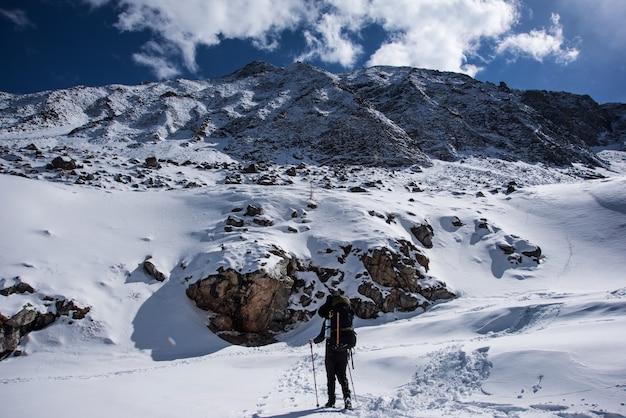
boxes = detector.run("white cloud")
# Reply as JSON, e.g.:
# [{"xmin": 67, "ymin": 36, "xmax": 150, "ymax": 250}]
[
  {"xmin": 363, "ymin": 0, "xmax": 519, "ymax": 76},
  {"xmin": 131, "ymin": 41, "xmax": 181, "ymax": 80},
  {"xmin": 496, "ymin": 13, "xmax": 579, "ymax": 64},
  {"xmin": 297, "ymin": 12, "xmax": 364, "ymax": 67},
  {"xmin": 301, "ymin": 0, "xmax": 519, "ymax": 76},
  {"xmin": 84, "ymin": 0, "xmax": 581, "ymax": 79},
  {"xmin": 111, "ymin": 0, "xmax": 310, "ymax": 77},
  {"xmin": 0, "ymin": 8, "xmax": 35, "ymax": 29}
]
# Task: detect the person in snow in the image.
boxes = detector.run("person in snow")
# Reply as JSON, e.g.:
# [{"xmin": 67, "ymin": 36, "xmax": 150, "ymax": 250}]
[{"xmin": 309, "ymin": 289, "xmax": 355, "ymax": 410}]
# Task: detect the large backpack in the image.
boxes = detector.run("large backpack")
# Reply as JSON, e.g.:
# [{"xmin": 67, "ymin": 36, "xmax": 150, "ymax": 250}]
[{"xmin": 329, "ymin": 295, "xmax": 356, "ymax": 350}]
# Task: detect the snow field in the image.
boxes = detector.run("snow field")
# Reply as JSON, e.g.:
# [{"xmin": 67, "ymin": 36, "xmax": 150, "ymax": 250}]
[{"xmin": 1, "ymin": 158, "xmax": 625, "ymax": 417}]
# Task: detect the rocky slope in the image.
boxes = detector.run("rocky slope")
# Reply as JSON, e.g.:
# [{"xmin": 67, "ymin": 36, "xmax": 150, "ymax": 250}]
[{"xmin": 1, "ymin": 61, "xmax": 624, "ymax": 170}]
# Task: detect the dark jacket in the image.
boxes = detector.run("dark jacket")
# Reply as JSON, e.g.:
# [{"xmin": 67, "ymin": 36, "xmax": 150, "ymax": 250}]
[{"xmin": 313, "ymin": 295, "xmax": 355, "ymax": 347}]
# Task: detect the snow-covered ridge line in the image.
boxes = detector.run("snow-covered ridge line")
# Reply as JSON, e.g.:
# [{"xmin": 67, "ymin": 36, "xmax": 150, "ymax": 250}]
[{"xmin": 1, "ymin": 61, "xmax": 624, "ymax": 170}]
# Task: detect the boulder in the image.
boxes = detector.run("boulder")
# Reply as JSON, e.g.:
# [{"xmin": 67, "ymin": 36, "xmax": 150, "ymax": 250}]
[
  {"xmin": 143, "ymin": 259, "xmax": 166, "ymax": 282},
  {"xmin": 49, "ymin": 156, "xmax": 76, "ymax": 170},
  {"xmin": 411, "ymin": 223, "xmax": 434, "ymax": 248},
  {"xmin": 253, "ymin": 218, "xmax": 274, "ymax": 227},
  {"xmin": 243, "ymin": 163, "xmax": 261, "ymax": 173},
  {"xmin": 145, "ymin": 156, "xmax": 159, "ymax": 168},
  {"xmin": 226, "ymin": 215, "xmax": 245, "ymax": 227},
  {"xmin": 245, "ymin": 204, "xmax": 264, "ymax": 216}
]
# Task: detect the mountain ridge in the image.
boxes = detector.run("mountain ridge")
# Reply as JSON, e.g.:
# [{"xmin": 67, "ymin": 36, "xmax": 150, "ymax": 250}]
[{"xmin": 1, "ymin": 61, "xmax": 624, "ymax": 170}]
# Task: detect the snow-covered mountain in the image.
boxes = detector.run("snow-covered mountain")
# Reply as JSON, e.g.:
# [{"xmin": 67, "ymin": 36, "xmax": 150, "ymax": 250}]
[
  {"xmin": 2, "ymin": 61, "xmax": 624, "ymax": 170},
  {"xmin": 1, "ymin": 63, "xmax": 626, "ymax": 417}
]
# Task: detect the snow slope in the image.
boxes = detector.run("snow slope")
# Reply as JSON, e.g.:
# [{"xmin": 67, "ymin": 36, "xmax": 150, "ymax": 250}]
[{"xmin": 1, "ymin": 156, "xmax": 625, "ymax": 417}]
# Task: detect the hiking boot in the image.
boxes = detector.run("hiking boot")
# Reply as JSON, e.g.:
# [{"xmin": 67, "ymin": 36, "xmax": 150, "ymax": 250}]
[{"xmin": 344, "ymin": 398, "xmax": 352, "ymax": 410}]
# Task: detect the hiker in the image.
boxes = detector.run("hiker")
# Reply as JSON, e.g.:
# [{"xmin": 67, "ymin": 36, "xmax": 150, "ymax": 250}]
[{"xmin": 309, "ymin": 289, "xmax": 356, "ymax": 410}]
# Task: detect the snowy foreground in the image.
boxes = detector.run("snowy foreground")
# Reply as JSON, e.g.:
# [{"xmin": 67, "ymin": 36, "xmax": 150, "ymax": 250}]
[{"xmin": 1, "ymin": 156, "xmax": 626, "ymax": 418}]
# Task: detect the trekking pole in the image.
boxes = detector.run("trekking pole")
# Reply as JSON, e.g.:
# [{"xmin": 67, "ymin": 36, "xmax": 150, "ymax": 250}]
[
  {"xmin": 309, "ymin": 340, "xmax": 320, "ymax": 407},
  {"xmin": 347, "ymin": 348, "xmax": 357, "ymax": 403}
]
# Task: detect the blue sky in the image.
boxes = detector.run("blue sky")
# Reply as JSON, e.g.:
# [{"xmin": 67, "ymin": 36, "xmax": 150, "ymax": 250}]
[{"xmin": 1, "ymin": 0, "xmax": 625, "ymax": 103}]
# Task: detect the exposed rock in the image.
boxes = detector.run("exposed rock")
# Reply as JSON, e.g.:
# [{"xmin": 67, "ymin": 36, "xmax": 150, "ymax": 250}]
[
  {"xmin": 0, "ymin": 281, "xmax": 35, "ymax": 296},
  {"xmin": 186, "ymin": 265, "xmax": 296, "ymax": 345},
  {"xmin": 411, "ymin": 223, "xmax": 435, "ymax": 248},
  {"xmin": 506, "ymin": 181, "xmax": 518, "ymax": 194},
  {"xmin": 145, "ymin": 156, "xmax": 159, "ymax": 168},
  {"xmin": 226, "ymin": 215, "xmax": 245, "ymax": 227},
  {"xmin": 185, "ymin": 240, "xmax": 456, "ymax": 346},
  {"xmin": 477, "ymin": 218, "xmax": 490, "ymax": 229},
  {"xmin": 245, "ymin": 204, "xmax": 264, "ymax": 216},
  {"xmin": 451, "ymin": 216, "xmax": 464, "ymax": 227},
  {"xmin": 243, "ymin": 163, "xmax": 261, "ymax": 173},
  {"xmin": 349, "ymin": 186, "xmax": 367, "ymax": 193},
  {"xmin": 351, "ymin": 298, "xmax": 378, "ymax": 320},
  {"xmin": 362, "ymin": 246, "xmax": 423, "ymax": 291},
  {"xmin": 1, "ymin": 62, "xmax": 623, "ymax": 171},
  {"xmin": 382, "ymin": 288, "xmax": 422, "ymax": 312},
  {"xmin": 356, "ymin": 242, "xmax": 453, "ymax": 316},
  {"xmin": 522, "ymin": 246, "xmax": 542, "ymax": 262},
  {"xmin": 498, "ymin": 244, "xmax": 516, "ymax": 255},
  {"xmin": 257, "ymin": 174, "xmax": 278, "ymax": 185},
  {"xmin": 1, "ymin": 296, "xmax": 90, "ymax": 360},
  {"xmin": 307, "ymin": 266, "xmax": 343, "ymax": 284},
  {"xmin": 253, "ymin": 218, "xmax": 274, "ymax": 227},
  {"xmin": 48, "ymin": 156, "xmax": 76, "ymax": 170},
  {"xmin": 357, "ymin": 282, "xmax": 383, "ymax": 308},
  {"xmin": 55, "ymin": 300, "xmax": 92, "ymax": 319},
  {"xmin": 225, "ymin": 174, "xmax": 242, "ymax": 184},
  {"xmin": 143, "ymin": 259, "xmax": 166, "ymax": 282}
]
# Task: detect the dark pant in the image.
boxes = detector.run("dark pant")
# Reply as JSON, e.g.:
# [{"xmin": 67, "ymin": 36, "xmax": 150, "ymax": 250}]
[{"xmin": 325, "ymin": 348, "xmax": 351, "ymax": 401}]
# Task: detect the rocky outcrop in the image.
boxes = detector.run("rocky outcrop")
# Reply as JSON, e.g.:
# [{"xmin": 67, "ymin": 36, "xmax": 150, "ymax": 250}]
[
  {"xmin": 187, "ymin": 241, "xmax": 455, "ymax": 345},
  {"xmin": 0, "ymin": 281, "xmax": 91, "ymax": 360},
  {"xmin": 186, "ymin": 267, "xmax": 297, "ymax": 346},
  {"xmin": 358, "ymin": 240, "xmax": 454, "ymax": 318}
]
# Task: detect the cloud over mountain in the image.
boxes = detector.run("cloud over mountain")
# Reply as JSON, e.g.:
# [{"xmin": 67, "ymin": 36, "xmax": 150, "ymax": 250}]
[{"xmin": 83, "ymin": 0, "xmax": 581, "ymax": 79}]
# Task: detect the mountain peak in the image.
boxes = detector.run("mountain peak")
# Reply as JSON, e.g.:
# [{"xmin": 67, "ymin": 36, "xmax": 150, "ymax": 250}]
[{"xmin": 227, "ymin": 60, "xmax": 282, "ymax": 79}]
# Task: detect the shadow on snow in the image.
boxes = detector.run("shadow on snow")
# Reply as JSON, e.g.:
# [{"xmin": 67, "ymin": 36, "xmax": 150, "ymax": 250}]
[{"xmin": 129, "ymin": 262, "xmax": 229, "ymax": 361}]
